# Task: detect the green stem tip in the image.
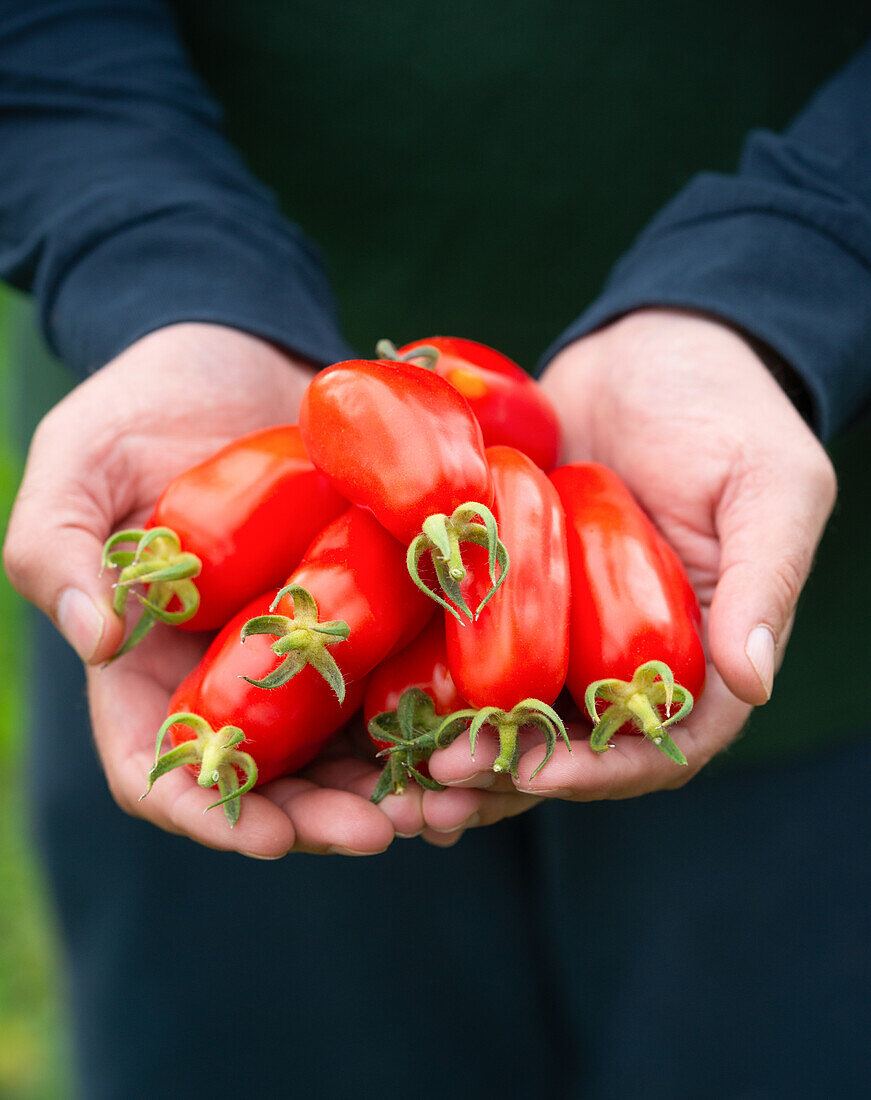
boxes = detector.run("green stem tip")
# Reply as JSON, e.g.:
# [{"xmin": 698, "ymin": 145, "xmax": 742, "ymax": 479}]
[
  {"xmin": 375, "ymin": 338, "xmax": 440, "ymax": 371},
  {"xmin": 141, "ymin": 712, "xmax": 258, "ymax": 827},
  {"xmin": 435, "ymin": 698, "xmax": 571, "ymax": 781},
  {"xmin": 240, "ymin": 583, "xmax": 349, "ymax": 702},
  {"xmin": 368, "ymin": 687, "xmax": 446, "ymax": 803},
  {"xmin": 584, "ymin": 659, "xmax": 693, "ymax": 766},
  {"xmin": 407, "ymin": 501, "xmax": 509, "ymax": 623},
  {"xmin": 101, "ymin": 526, "xmax": 201, "ymax": 660}
]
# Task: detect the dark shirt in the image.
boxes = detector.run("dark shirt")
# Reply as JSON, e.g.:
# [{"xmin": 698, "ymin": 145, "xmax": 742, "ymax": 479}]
[
  {"xmin": 2, "ymin": 0, "xmax": 871, "ymax": 765},
  {"xmin": 2, "ymin": 0, "xmax": 871, "ymax": 435}
]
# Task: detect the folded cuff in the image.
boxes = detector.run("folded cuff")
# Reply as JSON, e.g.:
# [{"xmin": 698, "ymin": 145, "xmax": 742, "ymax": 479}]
[
  {"xmin": 43, "ymin": 200, "xmax": 354, "ymax": 374},
  {"xmin": 539, "ymin": 209, "xmax": 871, "ymax": 440}
]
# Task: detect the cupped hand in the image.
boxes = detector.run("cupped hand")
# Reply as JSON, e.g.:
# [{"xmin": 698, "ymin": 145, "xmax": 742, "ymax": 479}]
[
  {"xmin": 2, "ymin": 323, "xmax": 401, "ymax": 857},
  {"xmin": 430, "ymin": 308, "xmax": 836, "ymax": 802}
]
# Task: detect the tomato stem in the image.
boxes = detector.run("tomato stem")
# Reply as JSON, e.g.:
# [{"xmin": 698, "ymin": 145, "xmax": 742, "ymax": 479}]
[
  {"xmin": 101, "ymin": 526, "xmax": 202, "ymax": 659},
  {"xmin": 141, "ymin": 712, "xmax": 258, "ymax": 827},
  {"xmin": 368, "ymin": 688, "xmax": 446, "ymax": 803},
  {"xmin": 436, "ymin": 698, "xmax": 571, "ymax": 780},
  {"xmin": 407, "ymin": 502, "xmax": 510, "ymax": 623},
  {"xmin": 240, "ymin": 584, "xmax": 349, "ymax": 702},
  {"xmin": 584, "ymin": 660, "xmax": 693, "ymax": 765},
  {"xmin": 375, "ymin": 338, "xmax": 440, "ymax": 371}
]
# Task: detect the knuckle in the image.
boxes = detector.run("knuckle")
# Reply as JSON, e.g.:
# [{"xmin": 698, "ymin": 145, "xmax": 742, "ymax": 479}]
[
  {"xmin": 770, "ymin": 553, "xmax": 805, "ymax": 619},
  {"xmin": 811, "ymin": 450, "xmax": 838, "ymax": 513},
  {"xmin": 1, "ymin": 521, "xmax": 32, "ymax": 595}
]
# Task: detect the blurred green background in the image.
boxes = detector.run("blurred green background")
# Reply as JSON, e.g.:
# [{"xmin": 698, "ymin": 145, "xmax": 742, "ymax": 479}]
[{"xmin": 0, "ymin": 288, "xmax": 73, "ymax": 1098}]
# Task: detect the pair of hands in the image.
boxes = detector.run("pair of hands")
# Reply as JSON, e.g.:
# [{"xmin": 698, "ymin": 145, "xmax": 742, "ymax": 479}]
[{"xmin": 2, "ymin": 312, "xmax": 836, "ymax": 858}]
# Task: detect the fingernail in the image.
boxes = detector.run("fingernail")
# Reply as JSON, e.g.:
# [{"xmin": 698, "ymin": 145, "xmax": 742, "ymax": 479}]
[
  {"xmin": 518, "ymin": 787, "xmax": 572, "ymax": 798},
  {"xmin": 241, "ymin": 851, "xmax": 283, "ymax": 861},
  {"xmin": 57, "ymin": 588, "xmax": 104, "ymax": 662},
  {"xmin": 327, "ymin": 845, "xmax": 380, "ymax": 856},
  {"xmin": 452, "ymin": 771, "xmax": 495, "ymax": 788},
  {"xmin": 745, "ymin": 624, "xmax": 776, "ymax": 701},
  {"xmin": 430, "ymin": 813, "xmax": 480, "ymax": 835},
  {"xmin": 396, "ymin": 831, "xmax": 423, "ymax": 839}
]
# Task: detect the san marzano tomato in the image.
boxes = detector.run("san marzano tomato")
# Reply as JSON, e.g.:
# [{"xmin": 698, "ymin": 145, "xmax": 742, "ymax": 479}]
[
  {"xmin": 144, "ymin": 589, "xmax": 366, "ymax": 825},
  {"xmin": 386, "ymin": 336, "xmax": 562, "ymax": 471},
  {"xmin": 298, "ymin": 358, "xmax": 509, "ymax": 619},
  {"xmin": 102, "ymin": 425, "xmax": 346, "ymax": 656},
  {"xmin": 550, "ymin": 462, "xmax": 705, "ymax": 764}
]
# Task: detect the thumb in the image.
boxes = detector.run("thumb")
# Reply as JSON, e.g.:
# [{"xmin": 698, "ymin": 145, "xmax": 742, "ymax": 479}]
[
  {"xmin": 708, "ymin": 453, "xmax": 836, "ymax": 706},
  {"xmin": 3, "ymin": 408, "xmax": 126, "ymax": 664}
]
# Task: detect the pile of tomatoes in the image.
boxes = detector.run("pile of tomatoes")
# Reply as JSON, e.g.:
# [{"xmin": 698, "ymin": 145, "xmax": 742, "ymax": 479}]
[{"xmin": 103, "ymin": 337, "xmax": 706, "ymax": 825}]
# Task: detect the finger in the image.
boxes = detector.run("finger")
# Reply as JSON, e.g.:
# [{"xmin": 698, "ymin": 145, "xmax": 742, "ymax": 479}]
[
  {"xmin": 421, "ymin": 827, "xmax": 467, "ymax": 848},
  {"xmin": 86, "ymin": 660, "xmax": 296, "ymax": 857},
  {"xmin": 263, "ymin": 777, "xmax": 394, "ymax": 855},
  {"xmin": 303, "ymin": 753, "xmax": 426, "ymax": 839},
  {"xmin": 709, "ymin": 447, "xmax": 836, "ymax": 705},
  {"xmin": 422, "ymin": 786, "xmax": 541, "ymax": 833},
  {"xmin": 3, "ymin": 398, "xmax": 127, "ymax": 663},
  {"xmin": 428, "ymin": 727, "xmax": 500, "ymax": 787},
  {"xmin": 515, "ymin": 670, "xmax": 750, "ymax": 800}
]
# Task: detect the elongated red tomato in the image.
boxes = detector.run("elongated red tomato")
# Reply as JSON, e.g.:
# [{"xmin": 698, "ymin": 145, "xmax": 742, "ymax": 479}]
[
  {"xmin": 446, "ymin": 446, "xmax": 570, "ymax": 707},
  {"xmin": 363, "ymin": 618, "xmax": 467, "ymax": 801},
  {"xmin": 550, "ymin": 462, "xmax": 705, "ymax": 764},
  {"xmin": 145, "ymin": 590, "xmax": 367, "ymax": 824},
  {"xmin": 298, "ymin": 359, "xmax": 509, "ymax": 618},
  {"xmin": 240, "ymin": 505, "xmax": 434, "ymax": 696},
  {"xmin": 299, "ymin": 360, "xmax": 491, "ymax": 544},
  {"xmin": 102, "ymin": 425, "xmax": 347, "ymax": 652},
  {"xmin": 147, "ymin": 507, "xmax": 433, "ymax": 824},
  {"xmin": 440, "ymin": 446, "xmax": 571, "ymax": 777},
  {"xmin": 397, "ymin": 336, "xmax": 562, "ymax": 471}
]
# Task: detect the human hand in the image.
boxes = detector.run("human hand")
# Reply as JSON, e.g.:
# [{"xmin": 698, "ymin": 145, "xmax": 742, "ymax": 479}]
[
  {"xmin": 2, "ymin": 323, "xmax": 405, "ymax": 856},
  {"xmin": 430, "ymin": 308, "xmax": 836, "ymax": 802}
]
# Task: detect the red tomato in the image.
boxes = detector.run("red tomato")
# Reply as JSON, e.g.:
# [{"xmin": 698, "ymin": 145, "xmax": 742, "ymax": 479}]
[
  {"xmin": 146, "ymin": 590, "xmax": 367, "ymax": 825},
  {"xmin": 241, "ymin": 506, "xmax": 434, "ymax": 697},
  {"xmin": 363, "ymin": 618, "xmax": 467, "ymax": 801},
  {"xmin": 364, "ymin": 617, "xmax": 466, "ymax": 745},
  {"xmin": 439, "ymin": 446, "xmax": 571, "ymax": 776},
  {"xmin": 446, "ymin": 446, "xmax": 570, "ymax": 709},
  {"xmin": 550, "ymin": 462, "xmax": 705, "ymax": 764},
  {"xmin": 298, "ymin": 358, "xmax": 509, "ymax": 618},
  {"xmin": 299, "ymin": 359, "xmax": 492, "ymax": 544},
  {"xmin": 103, "ymin": 425, "xmax": 347, "ymax": 652},
  {"xmin": 396, "ymin": 337, "xmax": 562, "ymax": 471}
]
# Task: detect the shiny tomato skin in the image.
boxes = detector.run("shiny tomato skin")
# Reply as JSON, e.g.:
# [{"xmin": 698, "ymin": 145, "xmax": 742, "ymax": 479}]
[
  {"xmin": 169, "ymin": 593, "xmax": 366, "ymax": 785},
  {"xmin": 398, "ymin": 336, "xmax": 562, "ymax": 472},
  {"xmin": 445, "ymin": 446, "xmax": 571, "ymax": 710},
  {"xmin": 286, "ymin": 507, "xmax": 433, "ymax": 686},
  {"xmin": 550, "ymin": 463, "xmax": 706, "ymax": 709},
  {"xmin": 298, "ymin": 360, "xmax": 493, "ymax": 544},
  {"xmin": 364, "ymin": 617, "xmax": 467, "ymax": 753},
  {"xmin": 150, "ymin": 425, "xmax": 347, "ymax": 631}
]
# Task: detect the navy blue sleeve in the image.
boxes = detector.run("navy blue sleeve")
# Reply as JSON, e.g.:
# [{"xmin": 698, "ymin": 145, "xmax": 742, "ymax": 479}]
[
  {"xmin": 541, "ymin": 41, "xmax": 871, "ymax": 441},
  {"xmin": 0, "ymin": 0, "xmax": 353, "ymax": 375}
]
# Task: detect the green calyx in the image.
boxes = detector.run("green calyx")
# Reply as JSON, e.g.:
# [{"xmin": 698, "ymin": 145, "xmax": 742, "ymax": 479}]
[
  {"xmin": 101, "ymin": 526, "xmax": 201, "ymax": 659},
  {"xmin": 584, "ymin": 659, "xmax": 694, "ymax": 766},
  {"xmin": 141, "ymin": 712, "xmax": 258, "ymax": 827},
  {"xmin": 375, "ymin": 338, "xmax": 440, "ymax": 371},
  {"xmin": 435, "ymin": 699, "xmax": 571, "ymax": 780},
  {"xmin": 240, "ymin": 583, "xmax": 349, "ymax": 702},
  {"xmin": 368, "ymin": 687, "xmax": 447, "ymax": 804},
  {"xmin": 407, "ymin": 502, "xmax": 509, "ymax": 622}
]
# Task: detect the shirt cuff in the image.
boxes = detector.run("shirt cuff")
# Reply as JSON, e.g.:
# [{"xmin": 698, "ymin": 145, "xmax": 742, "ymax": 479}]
[
  {"xmin": 41, "ymin": 199, "xmax": 355, "ymax": 374},
  {"xmin": 539, "ymin": 208, "xmax": 871, "ymax": 440}
]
